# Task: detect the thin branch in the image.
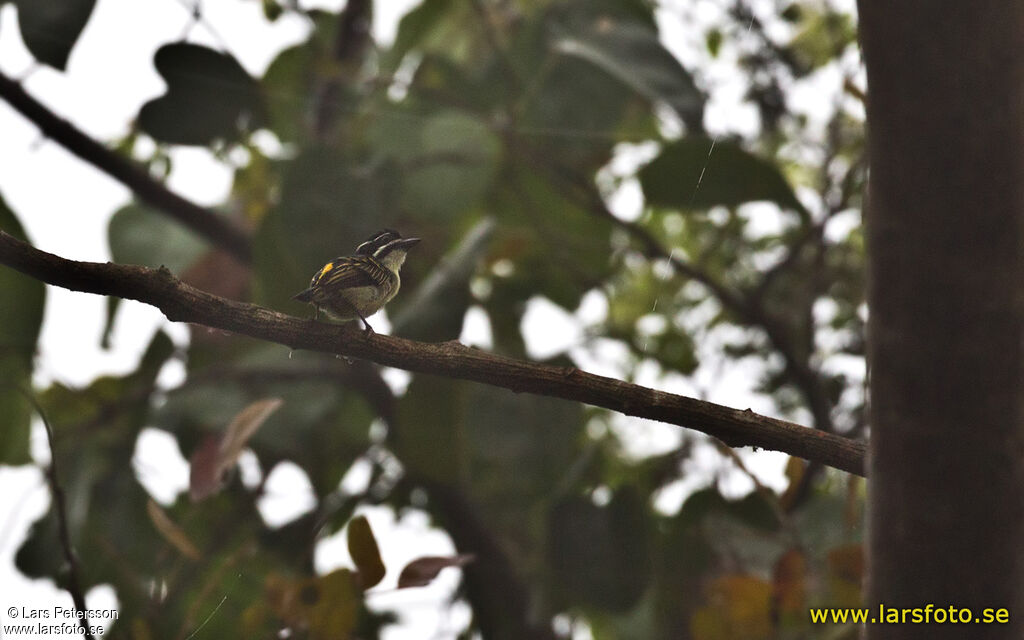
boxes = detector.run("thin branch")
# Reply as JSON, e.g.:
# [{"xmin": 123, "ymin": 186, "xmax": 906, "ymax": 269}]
[
  {"xmin": 314, "ymin": 0, "xmax": 372, "ymax": 136},
  {"xmin": 0, "ymin": 71, "xmax": 252, "ymax": 264},
  {"xmin": 20, "ymin": 391, "xmax": 97, "ymax": 640},
  {"xmin": 0, "ymin": 231, "xmax": 866, "ymax": 476},
  {"xmin": 547, "ymin": 160, "xmax": 838, "ymax": 433}
]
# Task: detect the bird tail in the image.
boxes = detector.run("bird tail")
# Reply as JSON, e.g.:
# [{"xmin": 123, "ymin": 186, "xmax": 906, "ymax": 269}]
[{"xmin": 292, "ymin": 288, "xmax": 315, "ymax": 303}]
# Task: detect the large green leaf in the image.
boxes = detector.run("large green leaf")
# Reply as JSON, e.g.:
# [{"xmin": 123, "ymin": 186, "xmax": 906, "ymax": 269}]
[
  {"xmin": 252, "ymin": 147, "xmax": 401, "ymax": 311},
  {"xmin": 398, "ymin": 378, "xmax": 586, "ymax": 566},
  {"xmin": 548, "ymin": 486, "xmax": 653, "ymax": 611},
  {"xmin": 387, "ymin": 0, "xmax": 475, "ymax": 70},
  {"xmin": 261, "ymin": 12, "xmax": 340, "ymax": 143},
  {"xmin": 154, "ymin": 345, "xmax": 375, "ymax": 495},
  {"xmin": 551, "ymin": 13, "xmax": 703, "ymax": 129},
  {"xmin": 13, "ymin": 0, "xmax": 95, "ymax": 70},
  {"xmin": 489, "ymin": 167, "xmax": 614, "ymax": 312},
  {"xmin": 640, "ymin": 137, "xmax": 809, "ymax": 217},
  {"xmin": 395, "ymin": 375, "xmax": 465, "ymax": 485},
  {"xmin": 0, "ymin": 194, "xmax": 44, "ymax": 464},
  {"xmin": 401, "ymin": 111, "xmax": 502, "ymax": 219},
  {"xmin": 139, "ymin": 43, "xmax": 263, "ymax": 146},
  {"xmin": 464, "ymin": 384, "xmax": 583, "ymax": 562},
  {"xmin": 108, "ymin": 202, "xmax": 209, "ymax": 271}
]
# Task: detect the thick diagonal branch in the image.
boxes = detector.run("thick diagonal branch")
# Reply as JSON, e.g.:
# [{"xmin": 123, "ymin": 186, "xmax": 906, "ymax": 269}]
[
  {"xmin": 0, "ymin": 231, "xmax": 866, "ymax": 476},
  {"xmin": 0, "ymin": 71, "xmax": 252, "ymax": 263}
]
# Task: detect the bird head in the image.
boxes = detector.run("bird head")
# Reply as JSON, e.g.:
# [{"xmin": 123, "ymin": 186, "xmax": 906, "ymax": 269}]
[{"xmin": 364, "ymin": 230, "xmax": 420, "ymax": 271}]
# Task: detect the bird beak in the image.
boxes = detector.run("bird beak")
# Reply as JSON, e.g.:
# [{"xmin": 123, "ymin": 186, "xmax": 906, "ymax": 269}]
[{"xmin": 396, "ymin": 237, "xmax": 421, "ymax": 249}]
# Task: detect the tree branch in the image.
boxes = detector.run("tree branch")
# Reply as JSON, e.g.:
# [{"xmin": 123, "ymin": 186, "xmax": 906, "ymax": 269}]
[
  {"xmin": 314, "ymin": 0, "xmax": 372, "ymax": 137},
  {"xmin": 0, "ymin": 231, "xmax": 866, "ymax": 476},
  {"xmin": 22, "ymin": 392, "xmax": 97, "ymax": 640},
  {"xmin": 559, "ymin": 165, "xmax": 839, "ymax": 432},
  {"xmin": 0, "ymin": 71, "xmax": 252, "ymax": 264}
]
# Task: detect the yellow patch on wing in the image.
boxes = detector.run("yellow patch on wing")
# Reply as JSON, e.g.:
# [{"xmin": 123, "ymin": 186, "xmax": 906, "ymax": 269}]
[{"xmin": 312, "ymin": 262, "xmax": 334, "ymax": 285}]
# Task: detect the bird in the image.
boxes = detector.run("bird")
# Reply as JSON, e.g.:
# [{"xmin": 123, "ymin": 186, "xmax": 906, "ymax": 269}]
[{"xmin": 292, "ymin": 229, "xmax": 420, "ymax": 333}]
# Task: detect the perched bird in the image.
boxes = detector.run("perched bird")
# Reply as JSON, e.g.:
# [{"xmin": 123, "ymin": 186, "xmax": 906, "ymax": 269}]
[{"xmin": 293, "ymin": 229, "xmax": 420, "ymax": 333}]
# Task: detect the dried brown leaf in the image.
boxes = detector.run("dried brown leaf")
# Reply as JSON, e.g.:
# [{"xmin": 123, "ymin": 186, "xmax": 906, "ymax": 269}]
[{"xmin": 397, "ymin": 554, "xmax": 475, "ymax": 589}]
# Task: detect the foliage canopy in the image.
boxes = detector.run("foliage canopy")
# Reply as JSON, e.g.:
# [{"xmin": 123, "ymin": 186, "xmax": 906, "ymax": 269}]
[{"xmin": 0, "ymin": 0, "xmax": 865, "ymax": 638}]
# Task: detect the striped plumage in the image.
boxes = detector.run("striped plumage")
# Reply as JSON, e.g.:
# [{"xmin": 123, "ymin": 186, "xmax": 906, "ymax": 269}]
[{"xmin": 293, "ymin": 229, "xmax": 420, "ymax": 332}]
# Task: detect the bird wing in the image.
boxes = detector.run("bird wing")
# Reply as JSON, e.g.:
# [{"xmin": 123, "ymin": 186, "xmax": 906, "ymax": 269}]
[{"xmin": 313, "ymin": 256, "xmax": 387, "ymax": 291}]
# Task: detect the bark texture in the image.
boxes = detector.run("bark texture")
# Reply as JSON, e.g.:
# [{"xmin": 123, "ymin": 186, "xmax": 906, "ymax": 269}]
[
  {"xmin": 860, "ymin": 1, "xmax": 1024, "ymax": 636},
  {"xmin": 0, "ymin": 231, "xmax": 866, "ymax": 475}
]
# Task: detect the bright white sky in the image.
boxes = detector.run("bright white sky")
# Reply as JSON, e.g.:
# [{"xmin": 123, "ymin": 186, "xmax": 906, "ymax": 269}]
[{"xmin": 0, "ymin": 0, "xmax": 861, "ymax": 637}]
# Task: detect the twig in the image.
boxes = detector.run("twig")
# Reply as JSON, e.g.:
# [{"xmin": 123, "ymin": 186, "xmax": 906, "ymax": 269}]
[
  {"xmin": 20, "ymin": 391, "xmax": 97, "ymax": 640},
  {"xmin": 0, "ymin": 71, "xmax": 252, "ymax": 264},
  {"xmin": 543, "ymin": 158, "xmax": 838, "ymax": 433},
  {"xmin": 314, "ymin": 0, "xmax": 372, "ymax": 136},
  {"xmin": 0, "ymin": 232, "xmax": 866, "ymax": 475}
]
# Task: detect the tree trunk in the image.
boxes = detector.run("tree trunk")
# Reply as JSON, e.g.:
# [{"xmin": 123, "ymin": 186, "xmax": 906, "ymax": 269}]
[{"xmin": 859, "ymin": 2, "xmax": 1024, "ymax": 637}]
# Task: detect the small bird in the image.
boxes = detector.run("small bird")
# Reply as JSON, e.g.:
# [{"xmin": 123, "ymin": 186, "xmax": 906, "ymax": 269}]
[{"xmin": 293, "ymin": 229, "xmax": 420, "ymax": 333}]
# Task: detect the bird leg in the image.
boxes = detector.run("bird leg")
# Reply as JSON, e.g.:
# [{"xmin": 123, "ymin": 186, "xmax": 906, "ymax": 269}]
[
  {"xmin": 356, "ymin": 312, "xmax": 374, "ymax": 334},
  {"xmin": 337, "ymin": 299, "xmax": 373, "ymax": 333}
]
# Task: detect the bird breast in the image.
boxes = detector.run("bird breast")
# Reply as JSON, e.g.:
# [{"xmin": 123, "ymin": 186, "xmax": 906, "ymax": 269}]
[{"xmin": 342, "ymin": 277, "xmax": 399, "ymax": 316}]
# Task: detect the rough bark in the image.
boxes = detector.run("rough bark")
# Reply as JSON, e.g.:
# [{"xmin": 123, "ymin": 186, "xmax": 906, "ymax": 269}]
[
  {"xmin": 0, "ymin": 231, "xmax": 866, "ymax": 476},
  {"xmin": 860, "ymin": 1, "xmax": 1024, "ymax": 636}
]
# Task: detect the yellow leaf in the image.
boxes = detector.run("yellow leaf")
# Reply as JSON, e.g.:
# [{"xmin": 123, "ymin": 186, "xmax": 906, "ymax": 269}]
[
  {"xmin": 779, "ymin": 457, "xmax": 806, "ymax": 510},
  {"xmin": 264, "ymin": 569, "xmax": 360, "ymax": 639},
  {"xmin": 827, "ymin": 544, "xmax": 864, "ymax": 609},
  {"xmin": 773, "ymin": 548, "xmax": 807, "ymax": 625},
  {"xmin": 347, "ymin": 516, "xmax": 385, "ymax": 589},
  {"xmin": 691, "ymin": 575, "xmax": 773, "ymax": 640},
  {"xmin": 309, "ymin": 569, "xmax": 360, "ymax": 639}
]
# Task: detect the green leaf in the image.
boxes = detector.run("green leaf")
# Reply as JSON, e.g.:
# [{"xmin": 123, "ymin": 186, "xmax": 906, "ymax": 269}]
[
  {"xmin": 397, "ymin": 377, "xmax": 585, "ymax": 577},
  {"xmin": 0, "ymin": 376, "xmax": 31, "ymax": 465},
  {"xmin": 789, "ymin": 7, "xmax": 857, "ymax": 73},
  {"xmin": 548, "ymin": 486, "xmax": 653, "ymax": 611},
  {"xmin": 706, "ymin": 29, "xmax": 723, "ymax": 57},
  {"xmin": 490, "ymin": 167, "xmax": 614, "ymax": 311},
  {"xmin": 347, "ymin": 516, "xmax": 386, "ymax": 589},
  {"xmin": 0, "ymin": 194, "xmax": 44, "ymax": 464},
  {"xmin": 394, "ymin": 375, "xmax": 465, "ymax": 485},
  {"xmin": 728, "ymin": 492, "xmax": 782, "ymax": 532},
  {"xmin": 386, "ymin": 0, "xmax": 474, "ymax": 70},
  {"xmin": 13, "ymin": 0, "xmax": 95, "ymax": 70},
  {"xmin": 156, "ymin": 345, "xmax": 374, "ymax": 495},
  {"xmin": 0, "ymin": 195, "xmax": 45, "ymax": 361},
  {"xmin": 261, "ymin": 12, "xmax": 339, "ymax": 143},
  {"xmin": 640, "ymin": 137, "xmax": 809, "ymax": 217},
  {"xmin": 401, "ymin": 111, "xmax": 502, "ymax": 219},
  {"xmin": 139, "ymin": 43, "xmax": 263, "ymax": 146},
  {"xmin": 108, "ymin": 203, "xmax": 209, "ymax": 271},
  {"xmin": 16, "ymin": 331, "xmax": 175, "ymax": 601},
  {"xmin": 252, "ymin": 147, "xmax": 400, "ymax": 311},
  {"xmin": 552, "ymin": 17, "xmax": 703, "ymax": 128}
]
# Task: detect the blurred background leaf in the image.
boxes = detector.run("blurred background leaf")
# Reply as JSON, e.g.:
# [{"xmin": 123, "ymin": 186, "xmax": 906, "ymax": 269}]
[{"xmin": 12, "ymin": 0, "xmax": 96, "ymax": 70}]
